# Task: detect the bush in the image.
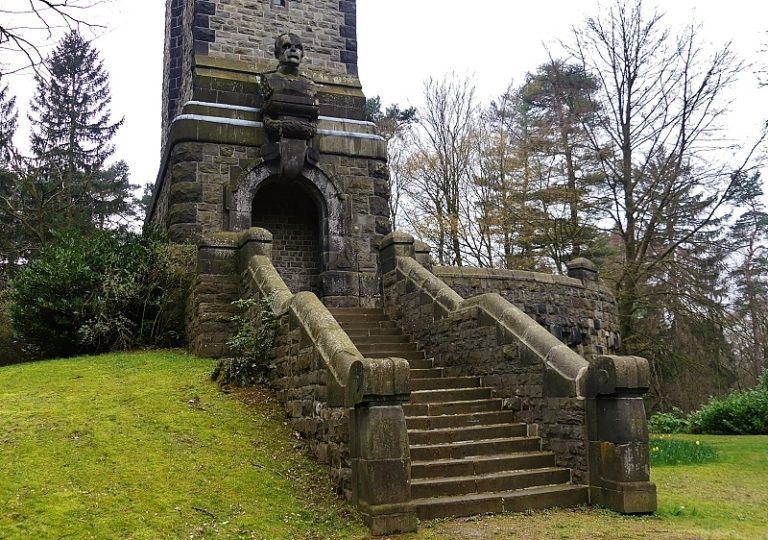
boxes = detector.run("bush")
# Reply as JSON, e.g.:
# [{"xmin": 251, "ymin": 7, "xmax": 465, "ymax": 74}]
[
  {"xmin": 648, "ymin": 407, "xmax": 687, "ymax": 434},
  {"xmin": 10, "ymin": 228, "xmax": 194, "ymax": 358},
  {"xmin": 212, "ymin": 297, "xmax": 277, "ymax": 387},
  {"xmin": 692, "ymin": 388, "xmax": 768, "ymax": 435},
  {"xmin": 0, "ymin": 288, "xmax": 28, "ymax": 365}
]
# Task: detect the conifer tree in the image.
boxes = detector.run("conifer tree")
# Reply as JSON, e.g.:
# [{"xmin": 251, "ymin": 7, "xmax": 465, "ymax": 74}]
[
  {"xmin": 0, "ymin": 74, "xmax": 17, "ymax": 163},
  {"xmin": 28, "ymin": 31, "xmax": 133, "ymax": 231}
]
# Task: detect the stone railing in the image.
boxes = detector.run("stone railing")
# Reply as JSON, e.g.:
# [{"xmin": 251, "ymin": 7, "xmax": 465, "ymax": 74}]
[
  {"xmin": 193, "ymin": 228, "xmax": 417, "ymax": 535},
  {"xmin": 379, "ymin": 232, "xmax": 656, "ymax": 514}
]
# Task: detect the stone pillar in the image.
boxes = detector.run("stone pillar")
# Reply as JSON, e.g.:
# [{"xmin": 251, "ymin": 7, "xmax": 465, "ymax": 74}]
[
  {"xmin": 587, "ymin": 355, "xmax": 657, "ymax": 513},
  {"xmin": 190, "ymin": 232, "xmax": 241, "ymax": 357},
  {"xmin": 379, "ymin": 232, "xmax": 415, "ymax": 274},
  {"xmin": 567, "ymin": 257, "xmax": 598, "ymax": 283},
  {"xmin": 414, "ymin": 239, "xmax": 432, "ymax": 271},
  {"xmin": 350, "ymin": 401, "xmax": 417, "ymax": 535}
]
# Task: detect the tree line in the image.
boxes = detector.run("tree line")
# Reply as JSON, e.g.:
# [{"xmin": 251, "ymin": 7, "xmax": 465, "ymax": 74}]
[
  {"xmin": 368, "ymin": 0, "xmax": 768, "ymax": 410},
  {"xmin": 0, "ymin": 31, "xmax": 175, "ymax": 363},
  {"xmin": 0, "ymin": 30, "xmax": 140, "ymax": 287}
]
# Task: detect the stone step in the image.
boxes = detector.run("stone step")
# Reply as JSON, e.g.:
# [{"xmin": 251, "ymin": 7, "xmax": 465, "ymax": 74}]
[
  {"xmin": 327, "ymin": 308, "xmax": 384, "ymax": 316},
  {"xmin": 410, "ymin": 436, "xmax": 541, "ymax": 461},
  {"xmin": 406, "ymin": 410, "xmax": 518, "ymax": 430},
  {"xmin": 412, "ymin": 484, "xmax": 589, "ymax": 521},
  {"xmin": 411, "ymin": 451, "xmax": 557, "ymax": 479},
  {"xmin": 349, "ymin": 334, "xmax": 410, "ymax": 345},
  {"xmin": 364, "ymin": 350, "xmax": 425, "ymax": 361},
  {"xmin": 410, "ymin": 376, "xmax": 481, "ymax": 391},
  {"xmin": 408, "ymin": 423, "xmax": 527, "ymax": 445},
  {"xmin": 411, "ymin": 467, "xmax": 572, "ymax": 499},
  {"xmin": 409, "ymin": 367, "xmax": 444, "ymax": 379},
  {"xmin": 404, "ymin": 398, "xmax": 503, "ymax": 417},
  {"xmin": 345, "ymin": 327, "xmax": 402, "ymax": 337},
  {"xmin": 356, "ymin": 343, "xmax": 421, "ymax": 355},
  {"xmin": 337, "ymin": 320, "xmax": 398, "ymax": 330},
  {"xmin": 407, "ymin": 358, "xmax": 434, "ymax": 370},
  {"xmin": 409, "ymin": 387, "xmax": 492, "ymax": 404},
  {"xmin": 333, "ymin": 314, "xmax": 389, "ymax": 324}
]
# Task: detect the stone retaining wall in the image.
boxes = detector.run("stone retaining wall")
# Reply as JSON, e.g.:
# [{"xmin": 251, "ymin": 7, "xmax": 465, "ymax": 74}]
[{"xmin": 433, "ymin": 266, "xmax": 621, "ymax": 360}]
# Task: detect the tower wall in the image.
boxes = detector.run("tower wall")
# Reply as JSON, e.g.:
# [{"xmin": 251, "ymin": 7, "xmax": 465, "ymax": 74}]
[{"xmin": 151, "ymin": 0, "xmax": 388, "ymax": 307}]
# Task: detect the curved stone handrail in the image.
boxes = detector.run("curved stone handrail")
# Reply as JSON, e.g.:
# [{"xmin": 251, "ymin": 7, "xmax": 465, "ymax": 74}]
[
  {"xmin": 246, "ymin": 253, "xmax": 410, "ymax": 407},
  {"xmin": 397, "ymin": 256, "xmax": 589, "ymax": 398}
]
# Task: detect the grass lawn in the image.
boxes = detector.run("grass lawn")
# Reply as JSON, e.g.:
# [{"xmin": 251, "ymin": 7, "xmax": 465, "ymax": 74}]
[
  {"xmin": 0, "ymin": 351, "xmax": 367, "ymax": 539},
  {"xmin": 1, "ymin": 351, "xmax": 766, "ymax": 539}
]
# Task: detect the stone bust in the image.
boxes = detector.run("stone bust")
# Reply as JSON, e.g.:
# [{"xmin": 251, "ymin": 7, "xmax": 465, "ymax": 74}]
[{"xmin": 259, "ymin": 32, "xmax": 320, "ymax": 177}]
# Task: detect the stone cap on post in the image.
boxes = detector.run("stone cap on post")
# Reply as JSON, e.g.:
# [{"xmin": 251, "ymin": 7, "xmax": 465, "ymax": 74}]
[
  {"xmin": 587, "ymin": 355, "xmax": 650, "ymax": 397},
  {"xmin": 237, "ymin": 227, "xmax": 273, "ymax": 272},
  {"xmin": 379, "ymin": 231, "xmax": 416, "ymax": 274},
  {"xmin": 566, "ymin": 257, "xmax": 598, "ymax": 283}
]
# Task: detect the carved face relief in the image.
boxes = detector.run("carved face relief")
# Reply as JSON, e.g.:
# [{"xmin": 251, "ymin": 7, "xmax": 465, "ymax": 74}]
[{"xmin": 275, "ymin": 33, "xmax": 304, "ymax": 67}]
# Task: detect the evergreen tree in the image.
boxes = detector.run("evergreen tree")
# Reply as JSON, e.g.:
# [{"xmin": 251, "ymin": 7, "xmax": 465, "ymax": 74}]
[
  {"xmin": 0, "ymin": 74, "xmax": 17, "ymax": 163},
  {"xmin": 521, "ymin": 60, "xmax": 604, "ymax": 269},
  {"xmin": 0, "ymin": 76, "xmax": 20, "ymax": 284},
  {"xmin": 28, "ymin": 31, "xmax": 132, "ymax": 232},
  {"xmin": 727, "ymin": 172, "xmax": 768, "ymax": 387}
]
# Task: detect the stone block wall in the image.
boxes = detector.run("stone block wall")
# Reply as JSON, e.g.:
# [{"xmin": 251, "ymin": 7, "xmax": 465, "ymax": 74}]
[
  {"xmin": 270, "ymin": 308, "xmax": 353, "ymax": 496},
  {"xmin": 154, "ymin": 141, "xmax": 259, "ymax": 243},
  {"xmin": 208, "ymin": 0, "xmax": 358, "ymax": 76},
  {"xmin": 252, "ymin": 188, "xmax": 322, "ymax": 295},
  {"xmin": 188, "ymin": 233, "xmax": 242, "ymax": 357},
  {"xmin": 433, "ymin": 267, "xmax": 621, "ymax": 360}
]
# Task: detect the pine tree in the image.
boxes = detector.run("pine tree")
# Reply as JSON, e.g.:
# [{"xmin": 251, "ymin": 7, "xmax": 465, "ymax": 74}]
[
  {"xmin": 28, "ymin": 31, "xmax": 131, "ymax": 231},
  {"xmin": 0, "ymin": 76, "xmax": 20, "ymax": 284},
  {"xmin": 0, "ymin": 74, "xmax": 17, "ymax": 163}
]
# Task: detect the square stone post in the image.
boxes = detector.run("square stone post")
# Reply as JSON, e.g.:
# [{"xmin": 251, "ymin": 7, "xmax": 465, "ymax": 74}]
[
  {"xmin": 587, "ymin": 355, "xmax": 657, "ymax": 513},
  {"xmin": 350, "ymin": 400, "xmax": 417, "ymax": 535}
]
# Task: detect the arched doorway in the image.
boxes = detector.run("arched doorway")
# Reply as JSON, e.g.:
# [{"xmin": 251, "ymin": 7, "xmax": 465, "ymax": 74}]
[{"xmin": 251, "ymin": 180, "xmax": 323, "ymax": 295}]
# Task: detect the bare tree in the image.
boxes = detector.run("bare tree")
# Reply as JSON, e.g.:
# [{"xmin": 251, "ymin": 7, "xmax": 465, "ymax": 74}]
[
  {"xmin": 401, "ymin": 74, "xmax": 479, "ymax": 266},
  {"xmin": 566, "ymin": 0, "xmax": 745, "ymax": 350},
  {"xmin": 0, "ymin": 0, "xmax": 107, "ymax": 74}
]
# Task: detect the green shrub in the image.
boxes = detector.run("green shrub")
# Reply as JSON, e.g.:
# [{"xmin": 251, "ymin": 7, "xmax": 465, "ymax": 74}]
[
  {"xmin": 212, "ymin": 297, "xmax": 278, "ymax": 387},
  {"xmin": 648, "ymin": 407, "xmax": 687, "ymax": 434},
  {"xmin": 758, "ymin": 368, "xmax": 768, "ymax": 392},
  {"xmin": 0, "ymin": 288, "xmax": 28, "ymax": 365},
  {"xmin": 10, "ymin": 228, "xmax": 194, "ymax": 358},
  {"xmin": 649, "ymin": 437, "xmax": 718, "ymax": 466},
  {"xmin": 692, "ymin": 388, "xmax": 768, "ymax": 435}
]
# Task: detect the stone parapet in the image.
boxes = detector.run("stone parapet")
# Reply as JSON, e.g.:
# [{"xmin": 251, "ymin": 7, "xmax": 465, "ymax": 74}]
[
  {"xmin": 434, "ymin": 265, "xmax": 621, "ymax": 360},
  {"xmin": 233, "ymin": 228, "xmax": 416, "ymax": 534},
  {"xmin": 379, "ymin": 232, "xmax": 656, "ymax": 514}
]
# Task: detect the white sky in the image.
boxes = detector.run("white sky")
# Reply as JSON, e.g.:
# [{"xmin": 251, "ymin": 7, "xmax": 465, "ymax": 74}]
[{"xmin": 2, "ymin": 0, "xmax": 767, "ymax": 193}]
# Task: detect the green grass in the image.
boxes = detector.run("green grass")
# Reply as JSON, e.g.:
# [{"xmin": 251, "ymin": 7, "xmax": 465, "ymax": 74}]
[
  {"xmin": 2, "ymin": 352, "xmax": 767, "ymax": 539},
  {"xmin": 0, "ymin": 351, "xmax": 367, "ymax": 539},
  {"xmin": 649, "ymin": 435, "xmax": 718, "ymax": 466}
]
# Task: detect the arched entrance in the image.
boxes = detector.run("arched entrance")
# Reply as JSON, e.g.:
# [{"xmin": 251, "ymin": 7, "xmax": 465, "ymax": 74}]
[{"xmin": 251, "ymin": 179, "xmax": 323, "ymax": 295}]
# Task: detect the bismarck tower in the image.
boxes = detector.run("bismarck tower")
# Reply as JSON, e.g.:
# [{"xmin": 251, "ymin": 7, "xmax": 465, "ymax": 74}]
[{"xmin": 149, "ymin": 0, "xmax": 388, "ymax": 306}]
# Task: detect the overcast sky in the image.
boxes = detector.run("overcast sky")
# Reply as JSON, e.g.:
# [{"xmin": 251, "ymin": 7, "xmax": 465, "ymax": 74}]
[{"xmin": 3, "ymin": 0, "xmax": 767, "ymax": 193}]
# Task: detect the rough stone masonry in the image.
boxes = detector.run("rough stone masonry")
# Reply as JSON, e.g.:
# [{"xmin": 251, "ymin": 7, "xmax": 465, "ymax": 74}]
[{"xmin": 149, "ymin": 1, "xmax": 656, "ymax": 534}]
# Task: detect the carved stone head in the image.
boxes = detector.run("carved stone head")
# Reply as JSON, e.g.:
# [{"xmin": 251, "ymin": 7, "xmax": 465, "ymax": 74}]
[{"xmin": 274, "ymin": 33, "xmax": 304, "ymax": 68}]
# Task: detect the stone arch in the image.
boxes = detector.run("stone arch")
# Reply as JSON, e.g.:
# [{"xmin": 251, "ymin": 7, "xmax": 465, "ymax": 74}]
[{"xmin": 228, "ymin": 163, "xmax": 345, "ymax": 293}]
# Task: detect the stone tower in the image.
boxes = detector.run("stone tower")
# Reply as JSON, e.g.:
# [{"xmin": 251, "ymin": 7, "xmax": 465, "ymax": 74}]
[{"xmin": 149, "ymin": 0, "xmax": 389, "ymax": 306}]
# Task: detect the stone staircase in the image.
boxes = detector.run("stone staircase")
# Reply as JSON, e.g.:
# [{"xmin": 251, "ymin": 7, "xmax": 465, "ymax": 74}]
[{"xmin": 328, "ymin": 307, "xmax": 588, "ymax": 521}]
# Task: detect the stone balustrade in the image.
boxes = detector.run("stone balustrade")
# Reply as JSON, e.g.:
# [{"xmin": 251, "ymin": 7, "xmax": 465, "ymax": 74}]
[{"xmin": 379, "ymin": 231, "xmax": 656, "ymax": 514}]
